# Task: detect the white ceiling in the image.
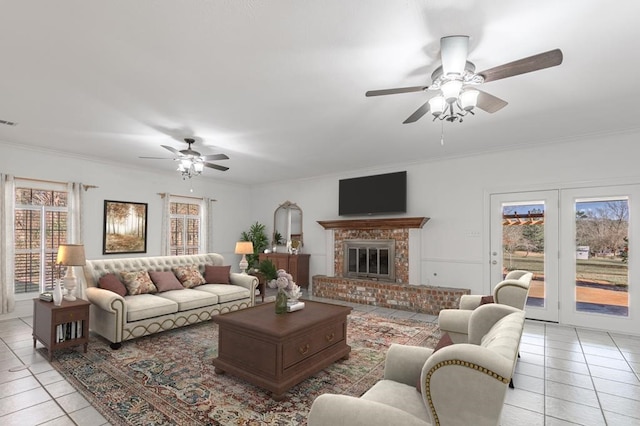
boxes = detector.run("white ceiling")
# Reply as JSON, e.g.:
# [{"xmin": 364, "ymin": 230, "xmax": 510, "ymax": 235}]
[{"xmin": 1, "ymin": 0, "xmax": 639, "ymax": 185}]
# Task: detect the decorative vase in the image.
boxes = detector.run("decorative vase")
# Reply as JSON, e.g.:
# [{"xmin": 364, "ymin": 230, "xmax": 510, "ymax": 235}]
[
  {"xmin": 275, "ymin": 288, "xmax": 288, "ymax": 314},
  {"xmin": 53, "ymin": 280, "xmax": 63, "ymax": 306}
]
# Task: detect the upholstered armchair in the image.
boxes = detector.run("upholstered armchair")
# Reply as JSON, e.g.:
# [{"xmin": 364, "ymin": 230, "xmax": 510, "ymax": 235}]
[
  {"xmin": 307, "ymin": 304, "xmax": 526, "ymax": 426},
  {"xmin": 438, "ymin": 270, "xmax": 532, "ymax": 344}
]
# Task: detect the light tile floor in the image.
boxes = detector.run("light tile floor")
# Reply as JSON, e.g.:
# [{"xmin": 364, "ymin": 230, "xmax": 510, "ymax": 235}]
[{"xmin": 1, "ymin": 293, "xmax": 639, "ymax": 425}]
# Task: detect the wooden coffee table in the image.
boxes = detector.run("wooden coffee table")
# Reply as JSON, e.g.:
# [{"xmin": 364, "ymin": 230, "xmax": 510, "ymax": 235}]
[{"xmin": 212, "ymin": 300, "xmax": 352, "ymax": 400}]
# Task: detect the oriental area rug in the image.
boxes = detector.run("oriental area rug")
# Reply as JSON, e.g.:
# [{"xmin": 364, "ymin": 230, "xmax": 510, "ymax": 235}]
[{"xmin": 42, "ymin": 310, "xmax": 440, "ymax": 425}]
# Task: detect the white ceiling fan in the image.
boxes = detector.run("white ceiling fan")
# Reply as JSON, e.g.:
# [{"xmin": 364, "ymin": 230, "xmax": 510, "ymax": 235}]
[
  {"xmin": 140, "ymin": 138, "xmax": 229, "ymax": 178},
  {"xmin": 366, "ymin": 35, "xmax": 563, "ymax": 123}
]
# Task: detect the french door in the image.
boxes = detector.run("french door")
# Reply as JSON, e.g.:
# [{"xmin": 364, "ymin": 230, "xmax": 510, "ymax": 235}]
[
  {"xmin": 559, "ymin": 185, "xmax": 638, "ymax": 334},
  {"xmin": 490, "ymin": 191, "xmax": 559, "ymax": 322},
  {"xmin": 491, "ymin": 185, "xmax": 638, "ymax": 332}
]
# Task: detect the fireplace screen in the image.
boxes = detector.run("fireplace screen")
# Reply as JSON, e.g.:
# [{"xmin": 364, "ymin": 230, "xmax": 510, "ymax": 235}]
[{"xmin": 343, "ymin": 239, "xmax": 395, "ymax": 281}]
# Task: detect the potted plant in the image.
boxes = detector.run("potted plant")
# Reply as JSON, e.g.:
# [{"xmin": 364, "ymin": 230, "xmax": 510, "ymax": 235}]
[{"xmin": 240, "ymin": 222, "xmax": 269, "ymax": 268}]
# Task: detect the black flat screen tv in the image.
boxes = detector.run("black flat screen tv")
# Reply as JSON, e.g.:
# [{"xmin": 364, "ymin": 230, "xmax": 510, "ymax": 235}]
[{"xmin": 338, "ymin": 171, "xmax": 407, "ymax": 216}]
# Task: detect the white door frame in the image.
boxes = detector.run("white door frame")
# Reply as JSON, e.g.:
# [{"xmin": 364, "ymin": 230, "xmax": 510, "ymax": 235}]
[
  {"xmin": 559, "ymin": 184, "xmax": 639, "ymax": 334},
  {"xmin": 490, "ymin": 190, "xmax": 559, "ymax": 322}
]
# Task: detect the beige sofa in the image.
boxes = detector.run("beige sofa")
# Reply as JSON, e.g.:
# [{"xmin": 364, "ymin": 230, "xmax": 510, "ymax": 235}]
[
  {"xmin": 83, "ymin": 253, "xmax": 257, "ymax": 348},
  {"xmin": 438, "ymin": 270, "xmax": 532, "ymax": 344},
  {"xmin": 307, "ymin": 304, "xmax": 525, "ymax": 426}
]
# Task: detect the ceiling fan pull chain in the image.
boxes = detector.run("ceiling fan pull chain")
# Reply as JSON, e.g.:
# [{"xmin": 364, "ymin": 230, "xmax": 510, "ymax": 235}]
[{"xmin": 440, "ymin": 120, "xmax": 445, "ymax": 146}]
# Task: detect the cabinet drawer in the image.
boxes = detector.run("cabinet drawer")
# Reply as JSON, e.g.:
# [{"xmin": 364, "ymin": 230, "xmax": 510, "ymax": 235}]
[
  {"xmin": 53, "ymin": 307, "xmax": 88, "ymax": 324},
  {"xmin": 283, "ymin": 322, "xmax": 345, "ymax": 368}
]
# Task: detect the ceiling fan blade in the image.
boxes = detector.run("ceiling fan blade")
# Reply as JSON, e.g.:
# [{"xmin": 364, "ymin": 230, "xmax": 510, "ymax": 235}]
[
  {"xmin": 366, "ymin": 86, "xmax": 428, "ymax": 97},
  {"xmin": 139, "ymin": 156, "xmax": 175, "ymax": 160},
  {"xmin": 441, "ymin": 35, "xmax": 469, "ymax": 76},
  {"xmin": 204, "ymin": 162, "xmax": 229, "ymax": 172},
  {"xmin": 202, "ymin": 153, "xmax": 229, "ymax": 161},
  {"xmin": 475, "ymin": 90, "xmax": 508, "ymax": 113},
  {"xmin": 161, "ymin": 145, "xmax": 182, "ymax": 156},
  {"xmin": 403, "ymin": 100, "xmax": 431, "ymax": 124},
  {"xmin": 479, "ymin": 49, "xmax": 563, "ymax": 83}
]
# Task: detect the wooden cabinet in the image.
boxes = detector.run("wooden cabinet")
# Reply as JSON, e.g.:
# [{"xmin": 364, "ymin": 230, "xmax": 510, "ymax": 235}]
[
  {"xmin": 259, "ymin": 253, "xmax": 310, "ymax": 288},
  {"xmin": 33, "ymin": 299, "xmax": 90, "ymax": 361}
]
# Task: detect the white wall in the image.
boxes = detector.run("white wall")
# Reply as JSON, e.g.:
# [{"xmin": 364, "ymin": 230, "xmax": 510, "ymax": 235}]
[{"xmin": 251, "ymin": 131, "xmax": 640, "ymax": 298}]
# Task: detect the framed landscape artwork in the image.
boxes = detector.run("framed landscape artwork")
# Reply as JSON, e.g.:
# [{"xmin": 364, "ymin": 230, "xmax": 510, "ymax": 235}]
[{"xmin": 103, "ymin": 200, "xmax": 148, "ymax": 255}]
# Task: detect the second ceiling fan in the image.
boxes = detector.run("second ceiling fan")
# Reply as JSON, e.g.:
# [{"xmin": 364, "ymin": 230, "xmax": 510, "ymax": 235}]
[{"xmin": 366, "ymin": 35, "xmax": 563, "ymax": 123}]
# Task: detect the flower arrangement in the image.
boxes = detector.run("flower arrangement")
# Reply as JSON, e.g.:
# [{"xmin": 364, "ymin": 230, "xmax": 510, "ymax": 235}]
[{"xmin": 275, "ymin": 269, "xmax": 302, "ymax": 300}]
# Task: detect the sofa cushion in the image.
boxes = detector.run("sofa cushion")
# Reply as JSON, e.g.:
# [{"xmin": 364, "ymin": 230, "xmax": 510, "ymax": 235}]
[
  {"xmin": 205, "ymin": 265, "xmax": 231, "ymax": 284},
  {"xmin": 156, "ymin": 288, "xmax": 219, "ymax": 311},
  {"xmin": 173, "ymin": 265, "xmax": 206, "ymax": 288},
  {"xmin": 149, "ymin": 271, "xmax": 184, "ymax": 292},
  {"xmin": 362, "ymin": 379, "xmax": 429, "ymax": 423},
  {"xmin": 125, "ymin": 294, "xmax": 178, "ymax": 322},
  {"xmin": 120, "ymin": 271, "xmax": 158, "ymax": 295},
  {"xmin": 98, "ymin": 273, "xmax": 127, "ymax": 297},
  {"xmin": 195, "ymin": 284, "xmax": 251, "ymax": 303}
]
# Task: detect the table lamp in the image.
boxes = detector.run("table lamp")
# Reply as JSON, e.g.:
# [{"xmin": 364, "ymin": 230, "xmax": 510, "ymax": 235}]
[
  {"xmin": 56, "ymin": 244, "xmax": 86, "ymax": 301},
  {"xmin": 235, "ymin": 241, "xmax": 254, "ymax": 274}
]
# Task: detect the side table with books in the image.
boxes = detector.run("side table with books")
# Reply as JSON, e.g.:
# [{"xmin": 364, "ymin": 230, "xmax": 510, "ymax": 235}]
[{"xmin": 32, "ymin": 298, "xmax": 90, "ymax": 361}]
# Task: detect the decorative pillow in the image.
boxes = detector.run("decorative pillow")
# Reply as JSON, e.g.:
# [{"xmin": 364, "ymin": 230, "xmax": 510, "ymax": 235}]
[
  {"xmin": 433, "ymin": 332, "xmax": 454, "ymax": 353},
  {"xmin": 120, "ymin": 271, "xmax": 157, "ymax": 295},
  {"xmin": 418, "ymin": 332, "xmax": 454, "ymax": 392},
  {"xmin": 480, "ymin": 295, "xmax": 495, "ymax": 305},
  {"xmin": 149, "ymin": 271, "xmax": 184, "ymax": 292},
  {"xmin": 98, "ymin": 273, "xmax": 127, "ymax": 297},
  {"xmin": 205, "ymin": 265, "xmax": 231, "ymax": 284},
  {"xmin": 172, "ymin": 265, "xmax": 206, "ymax": 288}
]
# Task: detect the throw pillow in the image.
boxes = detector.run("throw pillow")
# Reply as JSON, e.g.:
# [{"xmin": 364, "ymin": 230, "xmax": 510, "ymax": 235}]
[
  {"xmin": 480, "ymin": 295, "xmax": 495, "ymax": 305},
  {"xmin": 98, "ymin": 273, "xmax": 127, "ymax": 297},
  {"xmin": 205, "ymin": 265, "xmax": 231, "ymax": 284},
  {"xmin": 433, "ymin": 332, "xmax": 454, "ymax": 353},
  {"xmin": 418, "ymin": 332, "xmax": 454, "ymax": 392},
  {"xmin": 120, "ymin": 271, "xmax": 157, "ymax": 295},
  {"xmin": 172, "ymin": 265, "xmax": 206, "ymax": 288},
  {"xmin": 149, "ymin": 271, "xmax": 184, "ymax": 292}
]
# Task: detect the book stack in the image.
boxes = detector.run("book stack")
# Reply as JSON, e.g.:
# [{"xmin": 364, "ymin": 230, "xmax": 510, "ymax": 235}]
[
  {"xmin": 286, "ymin": 300, "xmax": 305, "ymax": 312},
  {"xmin": 39, "ymin": 292, "xmax": 53, "ymax": 302},
  {"xmin": 56, "ymin": 321, "xmax": 83, "ymax": 343}
]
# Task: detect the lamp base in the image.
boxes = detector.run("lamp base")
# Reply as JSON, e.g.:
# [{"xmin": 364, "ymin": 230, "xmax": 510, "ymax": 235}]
[
  {"xmin": 239, "ymin": 255, "xmax": 249, "ymax": 275},
  {"xmin": 62, "ymin": 274, "xmax": 77, "ymax": 301}
]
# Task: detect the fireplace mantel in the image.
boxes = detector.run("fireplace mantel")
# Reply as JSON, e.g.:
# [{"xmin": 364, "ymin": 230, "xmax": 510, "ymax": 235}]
[{"xmin": 317, "ymin": 217, "xmax": 429, "ymax": 230}]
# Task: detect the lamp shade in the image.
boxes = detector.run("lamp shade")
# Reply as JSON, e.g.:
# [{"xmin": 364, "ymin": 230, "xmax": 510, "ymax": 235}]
[
  {"xmin": 235, "ymin": 241, "xmax": 254, "ymax": 255},
  {"xmin": 459, "ymin": 89, "xmax": 479, "ymax": 111},
  {"xmin": 441, "ymin": 80, "xmax": 463, "ymax": 103},
  {"xmin": 56, "ymin": 244, "xmax": 86, "ymax": 266},
  {"xmin": 429, "ymin": 96, "xmax": 446, "ymax": 116}
]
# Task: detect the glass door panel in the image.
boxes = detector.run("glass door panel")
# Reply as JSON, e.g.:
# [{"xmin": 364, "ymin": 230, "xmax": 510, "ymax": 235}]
[
  {"xmin": 560, "ymin": 185, "xmax": 639, "ymax": 334},
  {"xmin": 491, "ymin": 191, "xmax": 559, "ymax": 322}
]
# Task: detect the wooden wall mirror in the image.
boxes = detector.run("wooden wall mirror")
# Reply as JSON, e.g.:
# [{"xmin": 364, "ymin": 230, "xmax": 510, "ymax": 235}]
[{"xmin": 273, "ymin": 201, "xmax": 303, "ymax": 249}]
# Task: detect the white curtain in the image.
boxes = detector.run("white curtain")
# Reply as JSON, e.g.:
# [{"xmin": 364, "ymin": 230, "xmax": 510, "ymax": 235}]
[
  {"xmin": 159, "ymin": 193, "xmax": 171, "ymax": 255},
  {"xmin": 201, "ymin": 197, "xmax": 212, "ymax": 253},
  {"xmin": 67, "ymin": 182, "xmax": 85, "ymax": 299},
  {"xmin": 1, "ymin": 174, "xmax": 15, "ymax": 314}
]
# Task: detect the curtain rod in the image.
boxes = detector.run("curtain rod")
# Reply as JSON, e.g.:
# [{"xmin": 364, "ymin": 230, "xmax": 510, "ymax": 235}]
[
  {"xmin": 15, "ymin": 176, "xmax": 98, "ymax": 190},
  {"xmin": 157, "ymin": 192, "xmax": 217, "ymax": 202}
]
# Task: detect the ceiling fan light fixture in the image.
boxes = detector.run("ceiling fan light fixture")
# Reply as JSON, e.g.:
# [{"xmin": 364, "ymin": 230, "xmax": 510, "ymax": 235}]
[
  {"xmin": 441, "ymin": 80, "xmax": 463, "ymax": 103},
  {"xmin": 194, "ymin": 162, "xmax": 204, "ymax": 173},
  {"xmin": 429, "ymin": 96, "xmax": 446, "ymax": 116},
  {"xmin": 459, "ymin": 89, "xmax": 479, "ymax": 111}
]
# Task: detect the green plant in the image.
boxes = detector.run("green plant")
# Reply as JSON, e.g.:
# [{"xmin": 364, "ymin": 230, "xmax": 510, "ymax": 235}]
[
  {"xmin": 273, "ymin": 231, "xmax": 283, "ymax": 245},
  {"xmin": 240, "ymin": 222, "xmax": 269, "ymax": 268},
  {"xmin": 258, "ymin": 259, "xmax": 277, "ymax": 281}
]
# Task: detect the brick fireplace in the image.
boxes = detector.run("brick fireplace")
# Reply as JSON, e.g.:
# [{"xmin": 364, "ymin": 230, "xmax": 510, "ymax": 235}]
[{"xmin": 313, "ymin": 217, "xmax": 469, "ymax": 315}]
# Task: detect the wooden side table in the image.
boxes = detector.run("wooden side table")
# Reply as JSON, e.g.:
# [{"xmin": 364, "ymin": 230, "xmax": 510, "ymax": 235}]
[{"xmin": 33, "ymin": 298, "xmax": 90, "ymax": 361}]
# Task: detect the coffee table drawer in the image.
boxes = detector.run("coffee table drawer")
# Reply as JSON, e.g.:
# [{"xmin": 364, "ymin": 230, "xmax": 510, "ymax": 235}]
[{"xmin": 283, "ymin": 322, "xmax": 345, "ymax": 368}]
